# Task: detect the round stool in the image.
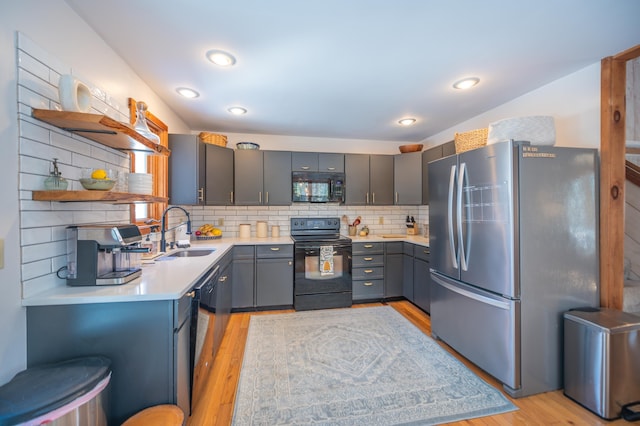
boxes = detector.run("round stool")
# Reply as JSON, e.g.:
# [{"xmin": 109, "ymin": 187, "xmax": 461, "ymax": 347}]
[{"xmin": 122, "ymin": 404, "xmax": 184, "ymax": 426}]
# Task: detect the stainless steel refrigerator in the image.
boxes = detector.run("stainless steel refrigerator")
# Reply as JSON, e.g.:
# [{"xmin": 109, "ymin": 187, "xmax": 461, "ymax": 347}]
[{"xmin": 428, "ymin": 140, "xmax": 599, "ymax": 398}]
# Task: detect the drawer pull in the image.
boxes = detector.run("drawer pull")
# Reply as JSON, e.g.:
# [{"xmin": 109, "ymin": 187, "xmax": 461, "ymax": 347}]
[
  {"xmin": 186, "ymin": 291, "xmax": 195, "ymax": 298},
  {"xmin": 364, "ymin": 269, "xmax": 373, "ymax": 273},
  {"xmin": 364, "ymin": 282, "xmax": 374, "ymax": 286},
  {"xmin": 301, "ymin": 166, "xmax": 310, "ymax": 170},
  {"xmin": 424, "ymin": 249, "xmax": 430, "ymax": 254},
  {"xmin": 270, "ymin": 247, "xmax": 280, "ymax": 251},
  {"xmin": 364, "ymin": 244, "xmax": 374, "ymax": 248},
  {"xmin": 364, "ymin": 257, "xmax": 373, "ymax": 261}
]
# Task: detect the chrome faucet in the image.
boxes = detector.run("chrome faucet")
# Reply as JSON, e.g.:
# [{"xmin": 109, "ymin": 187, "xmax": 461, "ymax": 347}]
[{"xmin": 159, "ymin": 206, "xmax": 192, "ymax": 252}]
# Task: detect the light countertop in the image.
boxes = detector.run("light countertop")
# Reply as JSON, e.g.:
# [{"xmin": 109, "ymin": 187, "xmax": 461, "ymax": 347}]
[
  {"xmin": 347, "ymin": 234, "xmax": 430, "ymax": 247},
  {"xmin": 22, "ymin": 234, "xmax": 428, "ymax": 307}
]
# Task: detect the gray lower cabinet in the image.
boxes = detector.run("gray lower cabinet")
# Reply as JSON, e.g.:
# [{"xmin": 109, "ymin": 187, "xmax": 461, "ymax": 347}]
[
  {"xmin": 168, "ymin": 134, "xmax": 234, "ymax": 205},
  {"xmin": 256, "ymin": 245, "xmax": 294, "ymax": 307},
  {"xmin": 26, "ymin": 293, "xmax": 193, "ymax": 425},
  {"xmin": 232, "ymin": 245, "xmax": 256, "ymax": 309},
  {"xmin": 394, "ymin": 152, "xmax": 422, "ymax": 205},
  {"xmin": 352, "ymin": 242, "xmax": 384, "ymax": 300},
  {"xmin": 235, "ymin": 150, "xmax": 292, "ymax": 205},
  {"xmin": 345, "ymin": 154, "xmax": 393, "ymax": 205},
  {"xmin": 384, "ymin": 242, "xmax": 404, "ymax": 298},
  {"xmin": 402, "ymin": 242, "xmax": 415, "ymax": 300},
  {"xmin": 413, "ymin": 245, "xmax": 431, "ymax": 313},
  {"xmin": 214, "ymin": 251, "xmax": 233, "ymax": 356}
]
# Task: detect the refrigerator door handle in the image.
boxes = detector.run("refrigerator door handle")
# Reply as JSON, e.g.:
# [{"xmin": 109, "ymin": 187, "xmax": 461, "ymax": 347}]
[
  {"xmin": 435, "ymin": 276, "xmax": 511, "ymax": 310},
  {"xmin": 448, "ymin": 164, "xmax": 458, "ymax": 269},
  {"xmin": 458, "ymin": 162, "xmax": 468, "ymax": 271}
]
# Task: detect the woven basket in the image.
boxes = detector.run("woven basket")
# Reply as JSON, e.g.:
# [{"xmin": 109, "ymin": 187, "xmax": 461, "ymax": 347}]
[
  {"xmin": 454, "ymin": 128, "xmax": 488, "ymax": 153},
  {"xmin": 198, "ymin": 132, "xmax": 228, "ymax": 147}
]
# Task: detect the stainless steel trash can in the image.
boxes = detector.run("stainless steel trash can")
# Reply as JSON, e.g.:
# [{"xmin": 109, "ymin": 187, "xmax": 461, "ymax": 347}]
[
  {"xmin": 564, "ymin": 308, "xmax": 640, "ymax": 419},
  {"xmin": 0, "ymin": 356, "xmax": 111, "ymax": 425}
]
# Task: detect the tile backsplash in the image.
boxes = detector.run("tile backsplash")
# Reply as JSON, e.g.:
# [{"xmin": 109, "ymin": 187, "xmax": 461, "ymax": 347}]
[
  {"xmin": 17, "ymin": 33, "xmax": 131, "ymax": 297},
  {"xmin": 182, "ymin": 204, "xmax": 428, "ymax": 238}
]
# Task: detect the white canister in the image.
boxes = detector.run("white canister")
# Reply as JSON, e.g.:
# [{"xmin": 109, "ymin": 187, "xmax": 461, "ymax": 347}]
[
  {"xmin": 256, "ymin": 221, "xmax": 268, "ymax": 238},
  {"xmin": 271, "ymin": 225, "xmax": 280, "ymax": 238},
  {"xmin": 239, "ymin": 224, "xmax": 251, "ymax": 239}
]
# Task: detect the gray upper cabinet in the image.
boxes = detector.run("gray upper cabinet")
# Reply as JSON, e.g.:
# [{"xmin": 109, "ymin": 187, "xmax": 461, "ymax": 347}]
[
  {"xmin": 394, "ymin": 152, "xmax": 422, "ymax": 205},
  {"xmin": 318, "ymin": 153, "xmax": 344, "ymax": 172},
  {"xmin": 168, "ymin": 134, "xmax": 233, "ymax": 205},
  {"xmin": 422, "ymin": 140, "xmax": 455, "ymax": 204},
  {"xmin": 292, "ymin": 152, "xmax": 319, "ymax": 171},
  {"xmin": 369, "ymin": 155, "xmax": 394, "ymax": 205},
  {"xmin": 235, "ymin": 150, "xmax": 291, "ymax": 206},
  {"xmin": 345, "ymin": 154, "xmax": 369, "ymax": 205},
  {"xmin": 345, "ymin": 154, "xmax": 393, "ymax": 205},
  {"xmin": 234, "ymin": 150, "xmax": 263, "ymax": 205},
  {"xmin": 264, "ymin": 151, "xmax": 292, "ymax": 205},
  {"xmin": 292, "ymin": 152, "xmax": 344, "ymax": 172}
]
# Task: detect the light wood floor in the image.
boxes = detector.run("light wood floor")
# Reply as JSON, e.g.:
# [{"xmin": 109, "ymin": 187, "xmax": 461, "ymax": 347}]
[{"xmin": 188, "ymin": 301, "xmax": 626, "ymax": 425}]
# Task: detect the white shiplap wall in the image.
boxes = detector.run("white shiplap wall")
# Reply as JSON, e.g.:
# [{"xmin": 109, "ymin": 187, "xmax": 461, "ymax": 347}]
[{"xmin": 17, "ymin": 33, "xmax": 132, "ymax": 298}]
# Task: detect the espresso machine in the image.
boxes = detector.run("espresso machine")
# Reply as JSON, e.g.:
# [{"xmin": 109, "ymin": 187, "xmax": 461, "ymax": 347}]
[{"xmin": 66, "ymin": 224, "xmax": 149, "ymax": 286}]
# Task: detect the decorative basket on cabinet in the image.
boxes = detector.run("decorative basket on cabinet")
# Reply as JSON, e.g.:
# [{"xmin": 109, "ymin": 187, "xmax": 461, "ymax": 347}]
[
  {"xmin": 198, "ymin": 132, "xmax": 228, "ymax": 147},
  {"xmin": 454, "ymin": 128, "xmax": 488, "ymax": 153}
]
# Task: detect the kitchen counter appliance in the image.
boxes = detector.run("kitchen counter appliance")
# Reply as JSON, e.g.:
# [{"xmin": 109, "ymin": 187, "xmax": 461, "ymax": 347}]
[
  {"xmin": 66, "ymin": 224, "xmax": 148, "ymax": 286},
  {"xmin": 291, "ymin": 217, "xmax": 352, "ymax": 310},
  {"xmin": 428, "ymin": 140, "xmax": 599, "ymax": 398}
]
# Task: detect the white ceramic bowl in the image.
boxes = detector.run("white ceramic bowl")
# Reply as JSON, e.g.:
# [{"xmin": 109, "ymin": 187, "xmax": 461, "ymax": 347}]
[{"xmin": 236, "ymin": 142, "xmax": 260, "ymax": 150}]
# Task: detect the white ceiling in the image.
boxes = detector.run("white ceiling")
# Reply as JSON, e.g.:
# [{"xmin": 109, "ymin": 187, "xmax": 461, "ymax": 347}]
[{"xmin": 65, "ymin": 0, "xmax": 640, "ymax": 142}]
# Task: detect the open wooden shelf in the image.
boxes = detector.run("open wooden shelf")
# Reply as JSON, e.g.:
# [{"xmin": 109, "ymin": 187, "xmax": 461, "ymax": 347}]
[
  {"xmin": 32, "ymin": 190, "xmax": 168, "ymax": 204},
  {"xmin": 31, "ymin": 109, "xmax": 170, "ymax": 156}
]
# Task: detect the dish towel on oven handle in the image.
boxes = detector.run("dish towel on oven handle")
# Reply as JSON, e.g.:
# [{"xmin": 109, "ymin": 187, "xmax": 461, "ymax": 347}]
[{"xmin": 320, "ymin": 245, "xmax": 334, "ymax": 276}]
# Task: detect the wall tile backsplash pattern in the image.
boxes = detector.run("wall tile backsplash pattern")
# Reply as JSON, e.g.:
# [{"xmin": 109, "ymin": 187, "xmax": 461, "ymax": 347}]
[
  {"xmin": 17, "ymin": 33, "xmax": 131, "ymax": 297},
  {"xmin": 16, "ymin": 32, "xmax": 429, "ymax": 298}
]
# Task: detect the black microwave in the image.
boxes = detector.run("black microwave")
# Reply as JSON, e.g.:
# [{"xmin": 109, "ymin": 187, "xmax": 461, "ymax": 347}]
[{"xmin": 292, "ymin": 171, "xmax": 345, "ymax": 203}]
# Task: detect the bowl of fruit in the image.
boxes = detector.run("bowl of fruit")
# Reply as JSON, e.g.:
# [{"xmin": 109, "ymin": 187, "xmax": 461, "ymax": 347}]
[
  {"xmin": 195, "ymin": 224, "xmax": 223, "ymax": 240},
  {"xmin": 79, "ymin": 168, "xmax": 116, "ymax": 190}
]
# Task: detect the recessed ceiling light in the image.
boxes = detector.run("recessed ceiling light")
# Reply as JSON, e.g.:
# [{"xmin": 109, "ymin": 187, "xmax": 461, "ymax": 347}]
[
  {"xmin": 176, "ymin": 87, "xmax": 200, "ymax": 98},
  {"xmin": 453, "ymin": 77, "xmax": 480, "ymax": 90},
  {"xmin": 228, "ymin": 106, "xmax": 247, "ymax": 115},
  {"xmin": 206, "ymin": 49, "xmax": 236, "ymax": 67},
  {"xmin": 398, "ymin": 118, "xmax": 417, "ymax": 126}
]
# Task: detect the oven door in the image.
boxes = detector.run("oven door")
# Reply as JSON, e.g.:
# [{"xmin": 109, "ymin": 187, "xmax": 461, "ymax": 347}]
[{"xmin": 294, "ymin": 240, "xmax": 352, "ymax": 310}]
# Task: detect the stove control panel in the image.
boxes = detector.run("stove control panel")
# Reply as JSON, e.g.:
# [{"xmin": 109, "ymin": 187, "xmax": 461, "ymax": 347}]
[{"xmin": 291, "ymin": 217, "xmax": 341, "ymax": 233}]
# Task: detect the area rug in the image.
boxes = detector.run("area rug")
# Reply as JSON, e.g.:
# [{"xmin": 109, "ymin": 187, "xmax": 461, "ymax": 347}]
[{"xmin": 232, "ymin": 306, "xmax": 517, "ymax": 425}]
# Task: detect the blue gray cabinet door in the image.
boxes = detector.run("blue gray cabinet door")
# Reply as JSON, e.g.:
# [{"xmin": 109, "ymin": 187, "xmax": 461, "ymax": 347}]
[
  {"xmin": 384, "ymin": 242, "xmax": 404, "ymax": 298},
  {"xmin": 369, "ymin": 155, "xmax": 394, "ymax": 205},
  {"xmin": 394, "ymin": 151, "xmax": 422, "ymax": 205},
  {"xmin": 234, "ymin": 150, "xmax": 264, "ymax": 205},
  {"xmin": 232, "ymin": 246, "xmax": 255, "ymax": 309},
  {"xmin": 264, "ymin": 151, "xmax": 292, "ymax": 205},
  {"xmin": 256, "ymin": 258, "xmax": 293, "ymax": 307},
  {"xmin": 413, "ymin": 246, "xmax": 431, "ymax": 313}
]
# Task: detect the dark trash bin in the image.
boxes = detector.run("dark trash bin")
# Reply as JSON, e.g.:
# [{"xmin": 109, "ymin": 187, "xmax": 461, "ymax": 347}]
[{"xmin": 0, "ymin": 356, "xmax": 111, "ymax": 426}]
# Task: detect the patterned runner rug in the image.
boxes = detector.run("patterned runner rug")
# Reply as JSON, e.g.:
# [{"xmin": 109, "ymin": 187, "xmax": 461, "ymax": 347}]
[{"xmin": 232, "ymin": 306, "xmax": 517, "ymax": 425}]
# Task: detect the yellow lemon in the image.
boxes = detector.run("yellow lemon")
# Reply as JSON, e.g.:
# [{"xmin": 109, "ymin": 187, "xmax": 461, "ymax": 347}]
[{"xmin": 91, "ymin": 169, "xmax": 108, "ymax": 179}]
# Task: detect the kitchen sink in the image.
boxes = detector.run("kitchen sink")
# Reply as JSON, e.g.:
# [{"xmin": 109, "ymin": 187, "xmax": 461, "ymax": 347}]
[{"xmin": 168, "ymin": 249, "xmax": 215, "ymax": 258}]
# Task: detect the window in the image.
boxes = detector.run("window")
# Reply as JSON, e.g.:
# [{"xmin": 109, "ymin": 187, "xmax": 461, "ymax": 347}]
[{"xmin": 128, "ymin": 98, "xmax": 169, "ymax": 224}]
